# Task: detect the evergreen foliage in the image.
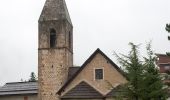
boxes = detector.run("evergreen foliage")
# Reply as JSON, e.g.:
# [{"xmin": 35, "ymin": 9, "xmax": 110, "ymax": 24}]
[
  {"xmin": 28, "ymin": 72, "xmax": 37, "ymax": 82},
  {"xmin": 115, "ymin": 42, "xmax": 167, "ymax": 100},
  {"xmin": 166, "ymin": 24, "xmax": 170, "ymax": 33},
  {"xmin": 141, "ymin": 43, "xmax": 166, "ymax": 99},
  {"xmin": 115, "ymin": 43, "xmax": 143, "ymax": 99}
]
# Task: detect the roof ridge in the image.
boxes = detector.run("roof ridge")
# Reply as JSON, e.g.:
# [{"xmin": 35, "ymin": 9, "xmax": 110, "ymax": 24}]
[
  {"xmin": 0, "ymin": 89, "xmax": 37, "ymax": 92},
  {"xmin": 155, "ymin": 53, "xmax": 168, "ymax": 56},
  {"xmin": 6, "ymin": 81, "xmax": 37, "ymax": 84}
]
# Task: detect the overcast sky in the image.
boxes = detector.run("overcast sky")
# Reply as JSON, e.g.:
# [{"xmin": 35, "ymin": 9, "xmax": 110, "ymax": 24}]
[{"xmin": 0, "ymin": 0, "xmax": 170, "ymax": 85}]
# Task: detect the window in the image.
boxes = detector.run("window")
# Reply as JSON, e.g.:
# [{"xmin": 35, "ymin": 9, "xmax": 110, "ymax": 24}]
[
  {"xmin": 165, "ymin": 66, "xmax": 170, "ymax": 70},
  {"xmin": 95, "ymin": 69, "xmax": 103, "ymax": 80},
  {"xmin": 50, "ymin": 29, "xmax": 56, "ymax": 48},
  {"xmin": 69, "ymin": 32, "xmax": 71, "ymax": 49}
]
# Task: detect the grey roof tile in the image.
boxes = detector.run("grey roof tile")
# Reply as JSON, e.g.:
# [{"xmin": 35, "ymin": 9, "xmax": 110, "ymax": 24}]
[
  {"xmin": 61, "ymin": 81, "xmax": 103, "ymax": 99},
  {"xmin": 68, "ymin": 67, "xmax": 80, "ymax": 80},
  {"xmin": 0, "ymin": 82, "xmax": 38, "ymax": 96}
]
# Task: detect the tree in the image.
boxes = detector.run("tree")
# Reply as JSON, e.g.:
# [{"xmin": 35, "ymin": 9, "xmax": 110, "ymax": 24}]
[
  {"xmin": 166, "ymin": 24, "xmax": 170, "ymax": 33},
  {"xmin": 115, "ymin": 43, "xmax": 143, "ymax": 100},
  {"xmin": 28, "ymin": 72, "xmax": 37, "ymax": 82},
  {"xmin": 140, "ymin": 43, "xmax": 166, "ymax": 100},
  {"xmin": 115, "ymin": 42, "xmax": 167, "ymax": 100}
]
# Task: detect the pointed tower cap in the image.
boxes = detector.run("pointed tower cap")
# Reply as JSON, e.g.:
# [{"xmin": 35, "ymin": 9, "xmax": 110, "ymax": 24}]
[{"xmin": 39, "ymin": 0, "xmax": 72, "ymax": 25}]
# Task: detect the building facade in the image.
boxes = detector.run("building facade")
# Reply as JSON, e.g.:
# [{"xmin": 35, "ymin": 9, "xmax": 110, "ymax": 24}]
[
  {"xmin": 0, "ymin": 82, "xmax": 38, "ymax": 100},
  {"xmin": 38, "ymin": 0, "xmax": 73, "ymax": 99},
  {"xmin": 156, "ymin": 54, "xmax": 170, "ymax": 73},
  {"xmin": 0, "ymin": 0, "xmax": 127, "ymax": 100}
]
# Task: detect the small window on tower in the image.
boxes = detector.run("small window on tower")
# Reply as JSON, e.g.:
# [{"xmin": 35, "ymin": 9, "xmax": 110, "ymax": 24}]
[
  {"xmin": 95, "ymin": 69, "xmax": 103, "ymax": 80},
  {"xmin": 69, "ymin": 32, "xmax": 71, "ymax": 49},
  {"xmin": 50, "ymin": 29, "xmax": 56, "ymax": 48}
]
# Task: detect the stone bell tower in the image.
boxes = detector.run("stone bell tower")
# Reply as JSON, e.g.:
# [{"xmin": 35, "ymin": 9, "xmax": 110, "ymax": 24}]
[{"xmin": 38, "ymin": 0, "xmax": 73, "ymax": 99}]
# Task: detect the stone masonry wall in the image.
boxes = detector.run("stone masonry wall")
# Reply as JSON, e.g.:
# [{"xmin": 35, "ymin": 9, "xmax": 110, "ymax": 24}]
[
  {"xmin": 38, "ymin": 49, "xmax": 69, "ymax": 100},
  {"xmin": 38, "ymin": 20, "xmax": 73, "ymax": 100}
]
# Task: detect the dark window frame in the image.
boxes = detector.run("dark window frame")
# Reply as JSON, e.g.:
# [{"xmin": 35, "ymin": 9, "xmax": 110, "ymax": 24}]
[
  {"xmin": 95, "ymin": 68, "xmax": 103, "ymax": 80},
  {"xmin": 69, "ymin": 31, "xmax": 72, "ymax": 49},
  {"xmin": 50, "ymin": 29, "xmax": 56, "ymax": 48}
]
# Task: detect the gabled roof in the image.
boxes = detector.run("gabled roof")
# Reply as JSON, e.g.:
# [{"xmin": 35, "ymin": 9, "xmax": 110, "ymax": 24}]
[
  {"xmin": 61, "ymin": 81, "xmax": 103, "ymax": 99},
  {"xmin": 0, "ymin": 82, "xmax": 37, "ymax": 96},
  {"xmin": 39, "ymin": 0, "xmax": 72, "ymax": 25},
  {"xmin": 68, "ymin": 66, "xmax": 80, "ymax": 80},
  {"xmin": 58, "ymin": 48, "xmax": 126, "ymax": 94},
  {"xmin": 105, "ymin": 85, "xmax": 126, "ymax": 98}
]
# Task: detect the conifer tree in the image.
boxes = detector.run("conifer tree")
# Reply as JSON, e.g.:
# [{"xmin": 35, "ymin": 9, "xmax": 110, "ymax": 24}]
[
  {"xmin": 28, "ymin": 72, "xmax": 37, "ymax": 82},
  {"xmin": 115, "ymin": 43, "xmax": 143, "ymax": 100},
  {"xmin": 166, "ymin": 24, "xmax": 170, "ymax": 33},
  {"xmin": 140, "ymin": 43, "xmax": 166, "ymax": 100},
  {"xmin": 115, "ymin": 42, "xmax": 167, "ymax": 99}
]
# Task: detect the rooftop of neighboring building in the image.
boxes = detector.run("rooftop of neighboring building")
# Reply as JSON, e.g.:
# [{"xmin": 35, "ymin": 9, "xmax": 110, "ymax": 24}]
[
  {"xmin": 156, "ymin": 53, "xmax": 170, "ymax": 64},
  {"xmin": 0, "ymin": 81, "xmax": 38, "ymax": 96},
  {"xmin": 156, "ymin": 53, "xmax": 170, "ymax": 73}
]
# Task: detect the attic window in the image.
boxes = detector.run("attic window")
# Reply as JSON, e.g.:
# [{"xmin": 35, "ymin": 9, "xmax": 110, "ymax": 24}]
[
  {"xmin": 50, "ymin": 29, "xmax": 56, "ymax": 48},
  {"xmin": 95, "ymin": 69, "xmax": 103, "ymax": 80}
]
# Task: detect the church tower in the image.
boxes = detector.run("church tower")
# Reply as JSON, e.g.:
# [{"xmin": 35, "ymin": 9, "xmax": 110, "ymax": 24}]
[{"xmin": 38, "ymin": 0, "xmax": 73, "ymax": 99}]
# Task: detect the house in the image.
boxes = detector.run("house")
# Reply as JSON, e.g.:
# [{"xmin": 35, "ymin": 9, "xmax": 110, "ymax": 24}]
[
  {"xmin": 156, "ymin": 54, "xmax": 170, "ymax": 73},
  {"xmin": 0, "ymin": 0, "xmax": 127, "ymax": 100},
  {"xmin": 156, "ymin": 53, "xmax": 170, "ymax": 88},
  {"xmin": 0, "ymin": 49, "xmax": 127, "ymax": 100},
  {"xmin": 0, "ymin": 82, "xmax": 38, "ymax": 100}
]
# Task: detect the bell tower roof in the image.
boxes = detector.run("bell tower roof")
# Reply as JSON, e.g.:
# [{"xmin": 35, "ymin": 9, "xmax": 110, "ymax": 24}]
[{"xmin": 39, "ymin": 0, "xmax": 72, "ymax": 25}]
